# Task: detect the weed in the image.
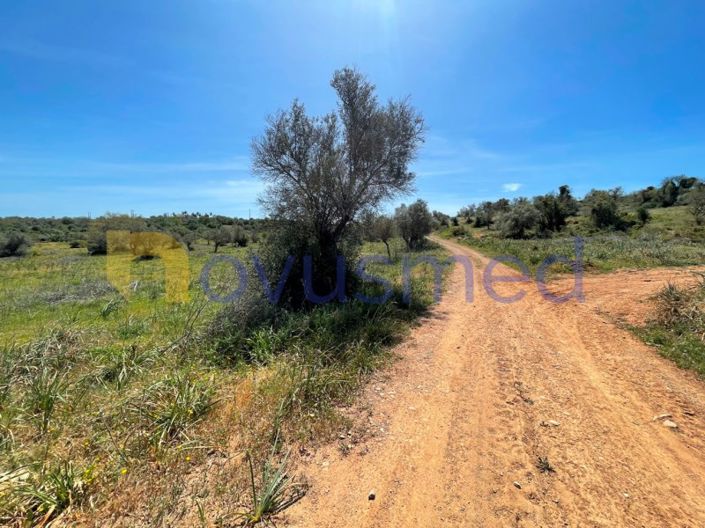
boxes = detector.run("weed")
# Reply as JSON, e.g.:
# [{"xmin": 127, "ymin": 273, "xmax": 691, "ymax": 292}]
[
  {"xmin": 0, "ymin": 462, "xmax": 93, "ymax": 525},
  {"xmin": 26, "ymin": 367, "xmax": 67, "ymax": 436},
  {"xmin": 100, "ymin": 297, "xmax": 124, "ymax": 318},
  {"xmin": 537, "ymin": 456, "xmax": 555, "ymax": 473},
  {"xmin": 96, "ymin": 345, "xmax": 153, "ymax": 389},
  {"xmin": 238, "ymin": 449, "xmax": 305, "ymax": 526},
  {"xmin": 135, "ymin": 374, "xmax": 215, "ymax": 446},
  {"xmin": 635, "ymin": 276, "xmax": 705, "ymax": 378},
  {"xmin": 116, "ymin": 316, "xmax": 149, "ymax": 340}
]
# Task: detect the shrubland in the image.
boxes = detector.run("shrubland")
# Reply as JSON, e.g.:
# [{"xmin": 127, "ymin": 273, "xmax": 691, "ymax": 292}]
[
  {"xmin": 0, "ymin": 67, "xmax": 444, "ymax": 526},
  {"xmin": 443, "ymin": 176, "xmax": 705, "ymax": 272},
  {"xmin": 0, "ymin": 237, "xmax": 447, "ymax": 526}
]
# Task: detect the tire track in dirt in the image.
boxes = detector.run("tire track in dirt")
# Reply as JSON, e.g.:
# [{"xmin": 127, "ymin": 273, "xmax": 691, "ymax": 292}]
[{"xmin": 285, "ymin": 237, "xmax": 705, "ymax": 527}]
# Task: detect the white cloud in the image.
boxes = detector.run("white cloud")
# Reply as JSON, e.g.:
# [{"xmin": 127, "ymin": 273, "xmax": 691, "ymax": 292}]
[{"xmin": 502, "ymin": 183, "xmax": 521, "ymax": 192}]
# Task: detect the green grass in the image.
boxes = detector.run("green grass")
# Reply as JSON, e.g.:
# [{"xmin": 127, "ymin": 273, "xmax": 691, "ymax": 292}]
[
  {"xmin": 440, "ymin": 208, "xmax": 705, "ymax": 274},
  {"xmin": 633, "ymin": 277, "xmax": 705, "ymax": 379},
  {"xmin": 640, "ymin": 206, "xmax": 705, "ymax": 241},
  {"xmin": 0, "ymin": 238, "xmax": 447, "ymax": 526},
  {"xmin": 441, "ymin": 218, "xmax": 705, "ymax": 272}
]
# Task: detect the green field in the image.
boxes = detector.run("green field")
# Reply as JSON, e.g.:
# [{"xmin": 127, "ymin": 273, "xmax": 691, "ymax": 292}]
[
  {"xmin": 0, "ymin": 239, "xmax": 447, "ymax": 525},
  {"xmin": 440, "ymin": 206, "xmax": 705, "ymax": 274}
]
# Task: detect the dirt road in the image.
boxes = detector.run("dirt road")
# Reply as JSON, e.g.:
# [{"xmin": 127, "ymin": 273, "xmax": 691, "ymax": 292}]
[{"xmin": 285, "ymin": 237, "xmax": 705, "ymax": 527}]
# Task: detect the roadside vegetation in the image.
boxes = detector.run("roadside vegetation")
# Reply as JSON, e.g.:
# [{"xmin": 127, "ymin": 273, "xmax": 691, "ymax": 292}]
[
  {"xmin": 0, "ymin": 68, "xmax": 445, "ymax": 526},
  {"xmin": 636, "ymin": 275, "xmax": 705, "ymax": 379},
  {"xmin": 439, "ymin": 176, "xmax": 705, "ymax": 272},
  {"xmin": 0, "ymin": 237, "xmax": 445, "ymax": 526}
]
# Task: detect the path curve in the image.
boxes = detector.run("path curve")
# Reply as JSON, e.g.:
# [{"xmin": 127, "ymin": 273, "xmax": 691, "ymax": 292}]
[{"xmin": 285, "ymin": 237, "xmax": 705, "ymax": 527}]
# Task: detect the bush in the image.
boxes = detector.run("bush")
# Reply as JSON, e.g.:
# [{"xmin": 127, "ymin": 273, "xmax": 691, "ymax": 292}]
[
  {"xmin": 232, "ymin": 225, "xmax": 249, "ymax": 247},
  {"xmin": 396, "ymin": 200, "xmax": 433, "ymax": 250},
  {"xmin": 496, "ymin": 202, "xmax": 540, "ymax": 239},
  {"xmin": 86, "ymin": 215, "xmax": 147, "ymax": 255},
  {"xmin": 256, "ymin": 220, "xmax": 360, "ymax": 308},
  {"xmin": 585, "ymin": 190, "xmax": 626, "ymax": 230},
  {"xmin": 0, "ymin": 232, "xmax": 31, "ymax": 257},
  {"xmin": 637, "ymin": 206, "xmax": 651, "ymax": 225}
]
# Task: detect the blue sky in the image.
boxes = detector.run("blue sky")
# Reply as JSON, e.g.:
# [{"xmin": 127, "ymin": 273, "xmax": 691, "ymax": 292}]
[{"xmin": 1, "ymin": 0, "xmax": 704, "ymax": 218}]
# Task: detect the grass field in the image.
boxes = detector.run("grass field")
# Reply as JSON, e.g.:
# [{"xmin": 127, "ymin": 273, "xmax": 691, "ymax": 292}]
[
  {"xmin": 440, "ymin": 206, "xmax": 705, "ymax": 274},
  {"xmin": 0, "ymin": 238, "xmax": 447, "ymax": 526}
]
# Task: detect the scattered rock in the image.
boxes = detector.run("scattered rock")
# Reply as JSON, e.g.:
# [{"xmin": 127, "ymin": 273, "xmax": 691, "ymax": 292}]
[
  {"xmin": 663, "ymin": 420, "xmax": 678, "ymax": 429},
  {"xmin": 368, "ymin": 491, "xmax": 376, "ymax": 501},
  {"xmin": 513, "ymin": 481, "xmax": 522, "ymax": 489}
]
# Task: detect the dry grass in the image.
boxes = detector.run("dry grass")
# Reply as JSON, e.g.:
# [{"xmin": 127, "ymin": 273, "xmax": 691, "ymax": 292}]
[{"xmin": 0, "ymin": 239, "xmax": 447, "ymax": 526}]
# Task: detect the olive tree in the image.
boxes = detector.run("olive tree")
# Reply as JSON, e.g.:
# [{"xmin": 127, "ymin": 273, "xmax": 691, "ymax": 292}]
[
  {"xmin": 252, "ymin": 67, "xmax": 424, "ymax": 302},
  {"xmin": 496, "ymin": 199, "xmax": 540, "ymax": 239},
  {"xmin": 689, "ymin": 184, "xmax": 705, "ymax": 225},
  {"xmin": 396, "ymin": 199, "xmax": 433, "ymax": 250},
  {"xmin": 212, "ymin": 226, "xmax": 232, "ymax": 253},
  {"xmin": 364, "ymin": 214, "xmax": 396, "ymax": 259}
]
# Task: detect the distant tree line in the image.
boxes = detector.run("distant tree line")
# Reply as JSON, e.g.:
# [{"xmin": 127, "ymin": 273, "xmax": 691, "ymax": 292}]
[
  {"xmin": 0, "ymin": 212, "xmax": 269, "ymax": 257},
  {"xmin": 452, "ymin": 175, "xmax": 705, "ymax": 240}
]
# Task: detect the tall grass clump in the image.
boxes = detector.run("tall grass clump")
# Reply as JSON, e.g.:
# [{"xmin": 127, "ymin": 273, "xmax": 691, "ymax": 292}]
[
  {"xmin": 132, "ymin": 374, "xmax": 215, "ymax": 447},
  {"xmin": 26, "ymin": 367, "xmax": 67, "ymax": 436},
  {"xmin": 238, "ymin": 448, "xmax": 305, "ymax": 526},
  {"xmin": 636, "ymin": 274, "xmax": 705, "ymax": 377},
  {"xmin": 0, "ymin": 461, "xmax": 94, "ymax": 526}
]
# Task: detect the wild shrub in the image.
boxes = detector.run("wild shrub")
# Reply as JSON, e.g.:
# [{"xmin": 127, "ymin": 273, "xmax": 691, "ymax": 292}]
[
  {"xmin": 207, "ymin": 289, "xmax": 280, "ymax": 364},
  {"xmin": 637, "ymin": 276, "xmax": 705, "ymax": 378},
  {"xmin": 451, "ymin": 226, "xmax": 465, "ymax": 237},
  {"xmin": 689, "ymin": 184, "xmax": 705, "ymax": 225},
  {"xmin": 0, "ymin": 232, "xmax": 31, "ymax": 258},
  {"xmin": 654, "ymin": 278, "xmax": 705, "ymax": 329},
  {"xmin": 232, "ymin": 225, "xmax": 249, "ymax": 247},
  {"xmin": 86, "ymin": 214, "xmax": 147, "ymax": 255}
]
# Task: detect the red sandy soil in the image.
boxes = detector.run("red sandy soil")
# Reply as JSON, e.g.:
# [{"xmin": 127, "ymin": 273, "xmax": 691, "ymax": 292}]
[{"xmin": 284, "ymin": 236, "xmax": 705, "ymax": 527}]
